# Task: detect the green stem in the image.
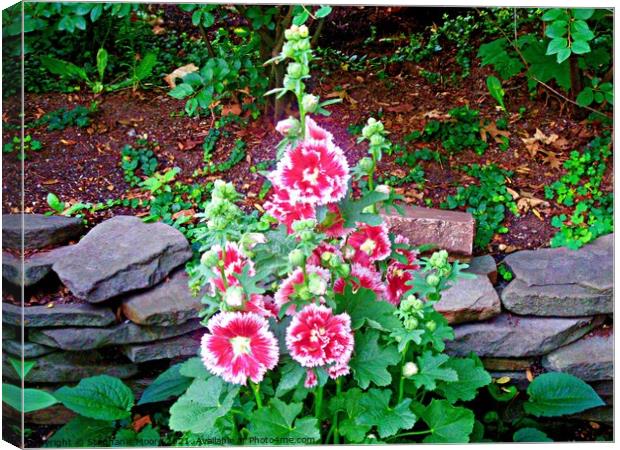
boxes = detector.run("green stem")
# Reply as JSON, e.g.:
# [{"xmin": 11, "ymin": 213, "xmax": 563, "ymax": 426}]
[
  {"xmin": 333, "ymin": 378, "xmax": 342, "ymax": 444},
  {"xmin": 388, "ymin": 429, "xmax": 433, "ymax": 441},
  {"xmin": 397, "ymin": 342, "xmax": 410, "ymax": 404},
  {"xmin": 251, "ymin": 382, "xmax": 263, "ymax": 409},
  {"xmin": 314, "ymin": 384, "xmax": 324, "ymax": 420}
]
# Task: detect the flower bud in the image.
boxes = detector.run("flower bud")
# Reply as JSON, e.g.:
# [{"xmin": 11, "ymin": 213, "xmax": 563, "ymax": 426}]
[
  {"xmin": 308, "ymin": 273, "xmax": 327, "ymax": 296},
  {"xmin": 298, "ymin": 285, "xmax": 312, "ymax": 301},
  {"xmin": 426, "ymin": 273, "xmax": 440, "ymax": 287},
  {"xmin": 288, "ymin": 249, "xmax": 305, "ymax": 268},
  {"xmin": 223, "ymin": 286, "xmax": 245, "ymax": 308},
  {"xmin": 370, "ymin": 134, "xmax": 384, "ymax": 147},
  {"xmin": 276, "ymin": 116, "xmax": 301, "ymax": 136},
  {"xmin": 404, "ymin": 316, "xmax": 419, "ymax": 331},
  {"xmin": 297, "ymin": 38, "xmax": 311, "ymax": 51},
  {"xmin": 300, "ymin": 230, "xmax": 314, "ymax": 241},
  {"xmin": 426, "ymin": 320, "xmax": 437, "ymax": 332},
  {"xmin": 429, "ymin": 250, "xmax": 448, "ymax": 269},
  {"xmin": 403, "ymin": 362, "xmax": 419, "ymax": 378},
  {"xmin": 287, "ymin": 62, "xmax": 303, "ymax": 78},
  {"xmin": 200, "ymin": 250, "xmax": 219, "ymax": 267},
  {"xmin": 292, "ymin": 219, "xmax": 316, "ymax": 233},
  {"xmin": 321, "ymin": 251, "xmax": 335, "ymax": 264},
  {"xmin": 298, "ymin": 25, "xmax": 309, "ymax": 38},
  {"xmin": 358, "ymin": 157, "xmax": 374, "ymax": 173},
  {"xmin": 375, "ymin": 184, "xmax": 391, "ymax": 195},
  {"xmin": 336, "ymin": 263, "xmax": 350, "ymax": 278},
  {"xmin": 302, "ymin": 94, "xmax": 319, "ymax": 113},
  {"xmin": 212, "ymin": 179, "xmax": 238, "ymax": 201}
]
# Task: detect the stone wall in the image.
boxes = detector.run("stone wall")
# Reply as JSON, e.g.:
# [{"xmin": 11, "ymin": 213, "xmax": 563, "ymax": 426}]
[{"xmin": 1, "ymin": 213, "xmax": 614, "ymax": 425}]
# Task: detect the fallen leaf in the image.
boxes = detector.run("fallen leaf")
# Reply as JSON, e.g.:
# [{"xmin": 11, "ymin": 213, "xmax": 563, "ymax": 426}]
[
  {"xmin": 526, "ymin": 368, "xmax": 534, "ymax": 382},
  {"xmin": 60, "ymin": 139, "xmax": 77, "ymax": 146},
  {"xmin": 172, "ymin": 209, "xmax": 195, "ymax": 220},
  {"xmin": 132, "ymin": 415, "xmax": 152, "ymax": 433},
  {"xmin": 541, "ymin": 151, "xmax": 563, "ymax": 170},
  {"xmin": 480, "ymin": 121, "xmax": 511, "ymax": 144},
  {"xmin": 496, "ymin": 376, "xmax": 511, "ymax": 384},
  {"xmin": 386, "ymin": 103, "xmax": 414, "ymax": 113},
  {"xmin": 164, "ymin": 63, "xmax": 199, "ymax": 89},
  {"xmin": 222, "ymin": 103, "xmax": 242, "ymax": 116},
  {"xmin": 41, "ymin": 179, "xmax": 60, "ymax": 185}
]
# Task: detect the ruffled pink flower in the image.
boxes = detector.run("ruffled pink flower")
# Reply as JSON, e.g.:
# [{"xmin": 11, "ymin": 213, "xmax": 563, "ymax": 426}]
[
  {"xmin": 285, "ymin": 304, "xmax": 354, "ymax": 369},
  {"xmin": 269, "ymin": 138, "xmax": 349, "ymax": 205},
  {"xmin": 307, "ymin": 242, "xmax": 342, "ymax": 267},
  {"xmin": 319, "ymin": 204, "xmax": 353, "ymax": 238},
  {"xmin": 274, "ymin": 265, "xmax": 330, "ymax": 315},
  {"xmin": 264, "ymin": 187, "xmax": 316, "ymax": 233},
  {"xmin": 209, "ymin": 242, "xmax": 255, "ymax": 293},
  {"xmin": 334, "ymin": 263, "xmax": 386, "ymax": 299},
  {"xmin": 385, "ymin": 235, "xmax": 420, "ymax": 305},
  {"xmin": 201, "ymin": 312, "xmax": 279, "ymax": 385},
  {"xmin": 327, "ymin": 362, "xmax": 350, "ymax": 379},
  {"xmin": 304, "ymin": 369, "xmax": 318, "ymax": 388},
  {"xmin": 245, "ymin": 294, "xmax": 276, "ymax": 318},
  {"xmin": 347, "ymin": 223, "xmax": 391, "ymax": 264}
]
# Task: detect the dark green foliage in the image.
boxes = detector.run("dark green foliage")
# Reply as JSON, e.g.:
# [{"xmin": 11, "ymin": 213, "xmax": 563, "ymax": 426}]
[
  {"xmin": 202, "ymin": 140, "xmax": 246, "ymax": 175},
  {"xmin": 38, "ymin": 103, "xmax": 97, "ymax": 131},
  {"xmin": 545, "ymin": 134, "xmax": 613, "ymax": 249},
  {"xmin": 120, "ymin": 140, "xmax": 159, "ymax": 187},
  {"xmin": 442, "ymin": 164, "xmax": 518, "ymax": 249},
  {"xmin": 3, "ymin": 135, "xmax": 43, "ymax": 160}
]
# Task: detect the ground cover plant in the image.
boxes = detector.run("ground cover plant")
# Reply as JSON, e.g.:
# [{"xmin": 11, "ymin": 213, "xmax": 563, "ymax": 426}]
[{"xmin": 2, "ymin": 4, "xmax": 613, "ymax": 447}]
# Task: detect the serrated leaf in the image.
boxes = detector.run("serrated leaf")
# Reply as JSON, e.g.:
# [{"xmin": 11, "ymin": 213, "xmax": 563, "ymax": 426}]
[
  {"xmin": 513, "ymin": 427, "xmax": 553, "ymax": 442},
  {"xmin": 54, "ymin": 375, "xmax": 134, "ymax": 421},
  {"xmin": 338, "ymin": 189, "xmax": 389, "ymax": 227},
  {"xmin": 138, "ymin": 363, "xmax": 192, "ymax": 405},
  {"xmin": 275, "ymin": 361, "xmax": 306, "ymax": 397},
  {"xmin": 248, "ymin": 398, "xmax": 320, "ymax": 441},
  {"xmin": 420, "ymin": 399, "xmax": 474, "ymax": 443},
  {"xmin": 435, "ymin": 357, "xmax": 492, "ymax": 403},
  {"xmin": 357, "ymin": 389, "xmax": 416, "ymax": 438},
  {"xmin": 335, "ymin": 286, "xmax": 400, "ymax": 331},
  {"xmin": 169, "ymin": 377, "xmax": 238, "ymax": 433},
  {"xmin": 410, "ymin": 351, "xmax": 458, "ymax": 391},
  {"xmin": 350, "ymin": 330, "xmax": 400, "ymax": 389},
  {"xmin": 524, "ymin": 372, "xmax": 604, "ymax": 417}
]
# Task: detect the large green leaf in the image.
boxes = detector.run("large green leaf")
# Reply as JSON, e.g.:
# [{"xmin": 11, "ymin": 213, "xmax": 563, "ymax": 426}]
[
  {"xmin": 513, "ymin": 427, "xmax": 553, "ymax": 442},
  {"xmin": 45, "ymin": 416, "xmax": 115, "ymax": 447},
  {"xmin": 134, "ymin": 53, "xmax": 157, "ymax": 81},
  {"xmin": 2, "ymin": 384, "xmax": 58, "ymax": 413},
  {"xmin": 40, "ymin": 55, "xmax": 88, "ymax": 81},
  {"xmin": 335, "ymin": 286, "xmax": 400, "ymax": 331},
  {"xmin": 410, "ymin": 351, "xmax": 458, "ymax": 391},
  {"xmin": 54, "ymin": 375, "xmax": 134, "ymax": 421},
  {"xmin": 138, "ymin": 363, "xmax": 192, "ymax": 405},
  {"xmin": 169, "ymin": 83, "xmax": 194, "ymax": 99},
  {"xmin": 179, "ymin": 356, "xmax": 211, "ymax": 379},
  {"xmin": 350, "ymin": 330, "xmax": 400, "ymax": 389},
  {"xmin": 524, "ymin": 372, "xmax": 605, "ymax": 417},
  {"xmin": 328, "ymin": 388, "xmax": 370, "ymax": 443},
  {"xmin": 275, "ymin": 361, "xmax": 306, "ymax": 397},
  {"xmin": 248, "ymin": 398, "xmax": 320, "ymax": 441},
  {"xmin": 520, "ymin": 37, "xmax": 571, "ymax": 90},
  {"xmin": 168, "ymin": 377, "xmax": 238, "ymax": 433},
  {"xmin": 420, "ymin": 399, "xmax": 474, "ymax": 443},
  {"xmin": 338, "ymin": 189, "xmax": 389, "ymax": 227},
  {"xmin": 356, "ymin": 389, "xmax": 416, "ymax": 438},
  {"xmin": 435, "ymin": 356, "xmax": 492, "ymax": 403},
  {"xmin": 477, "ymin": 38, "xmax": 524, "ymax": 79}
]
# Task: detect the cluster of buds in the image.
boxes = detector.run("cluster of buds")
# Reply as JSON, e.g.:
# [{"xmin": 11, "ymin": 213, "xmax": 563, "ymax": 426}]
[
  {"xmin": 428, "ymin": 249, "xmax": 451, "ymax": 277},
  {"xmin": 291, "ymin": 219, "xmax": 318, "ymax": 242},
  {"xmin": 396, "ymin": 294, "xmax": 425, "ymax": 331},
  {"xmin": 202, "ymin": 183, "xmax": 242, "ymax": 232},
  {"xmin": 402, "ymin": 361, "xmax": 419, "ymax": 378},
  {"xmin": 360, "ymin": 117, "xmax": 389, "ymax": 161}
]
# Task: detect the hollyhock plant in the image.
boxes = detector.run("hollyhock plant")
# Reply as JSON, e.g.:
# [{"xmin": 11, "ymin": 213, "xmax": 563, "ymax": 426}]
[
  {"xmin": 172, "ymin": 20, "xmax": 492, "ymax": 447},
  {"xmin": 285, "ymin": 303, "xmax": 354, "ymax": 372},
  {"xmin": 200, "ymin": 311, "xmax": 279, "ymax": 385}
]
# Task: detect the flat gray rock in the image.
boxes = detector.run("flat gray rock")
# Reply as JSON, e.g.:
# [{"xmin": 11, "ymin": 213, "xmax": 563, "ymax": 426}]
[
  {"xmin": 542, "ymin": 328, "xmax": 613, "ymax": 381},
  {"xmin": 2, "ymin": 302, "xmax": 115, "ymax": 328},
  {"xmin": 446, "ymin": 313, "xmax": 600, "ymax": 357},
  {"xmin": 501, "ymin": 234, "xmax": 612, "ymax": 316},
  {"xmin": 122, "ymin": 270, "xmax": 202, "ymax": 326},
  {"xmin": 2, "ymin": 214, "xmax": 83, "ymax": 250},
  {"xmin": 122, "ymin": 335, "xmax": 200, "ymax": 363},
  {"xmin": 2, "ymin": 246, "xmax": 74, "ymax": 287},
  {"xmin": 53, "ymin": 216, "xmax": 192, "ymax": 303},
  {"xmin": 3, "ymin": 339, "xmax": 57, "ymax": 358},
  {"xmin": 29, "ymin": 319, "xmax": 202, "ymax": 350},
  {"xmin": 435, "ymin": 274, "xmax": 501, "ymax": 324},
  {"xmin": 2, "ymin": 350, "xmax": 137, "ymax": 383},
  {"xmin": 465, "ymin": 255, "xmax": 497, "ymax": 284}
]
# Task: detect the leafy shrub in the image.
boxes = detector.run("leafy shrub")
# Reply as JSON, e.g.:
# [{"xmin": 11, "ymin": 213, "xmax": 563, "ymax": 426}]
[
  {"xmin": 442, "ymin": 164, "xmax": 518, "ymax": 249},
  {"xmin": 545, "ymin": 134, "xmax": 613, "ymax": 249},
  {"xmin": 120, "ymin": 140, "xmax": 159, "ymax": 187}
]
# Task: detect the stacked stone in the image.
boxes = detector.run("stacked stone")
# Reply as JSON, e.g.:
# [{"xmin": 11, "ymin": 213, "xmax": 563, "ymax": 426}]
[
  {"xmin": 2, "ymin": 215, "xmax": 204, "ymax": 389},
  {"xmin": 385, "ymin": 206, "xmax": 613, "ymax": 423}
]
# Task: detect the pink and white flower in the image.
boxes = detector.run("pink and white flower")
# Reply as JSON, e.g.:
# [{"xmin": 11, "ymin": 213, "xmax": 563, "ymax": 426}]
[
  {"xmin": 334, "ymin": 263, "xmax": 386, "ymax": 299},
  {"xmin": 305, "ymin": 116, "xmax": 334, "ymax": 143},
  {"xmin": 268, "ymin": 138, "xmax": 349, "ymax": 206},
  {"xmin": 285, "ymin": 304, "xmax": 354, "ymax": 369},
  {"xmin": 274, "ymin": 265, "xmax": 331, "ymax": 315},
  {"xmin": 327, "ymin": 362, "xmax": 351, "ymax": 379},
  {"xmin": 385, "ymin": 235, "xmax": 420, "ymax": 305},
  {"xmin": 347, "ymin": 222, "xmax": 391, "ymax": 264},
  {"xmin": 200, "ymin": 312, "xmax": 279, "ymax": 385},
  {"xmin": 306, "ymin": 242, "xmax": 342, "ymax": 267},
  {"xmin": 319, "ymin": 204, "xmax": 353, "ymax": 238},
  {"xmin": 264, "ymin": 187, "xmax": 316, "ymax": 233},
  {"xmin": 208, "ymin": 242, "xmax": 255, "ymax": 293},
  {"xmin": 304, "ymin": 369, "xmax": 318, "ymax": 388}
]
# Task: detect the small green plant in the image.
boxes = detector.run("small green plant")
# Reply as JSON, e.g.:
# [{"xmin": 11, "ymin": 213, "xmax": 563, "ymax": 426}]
[
  {"xmin": 486, "ymin": 76, "xmax": 506, "ymax": 111},
  {"xmin": 3, "ymin": 135, "xmax": 43, "ymax": 160},
  {"xmin": 545, "ymin": 134, "xmax": 612, "ymax": 249},
  {"xmin": 38, "ymin": 102, "xmax": 98, "ymax": 131},
  {"xmin": 120, "ymin": 140, "xmax": 159, "ymax": 187},
  {"xmin": 442, "ymin": 164, "xmax": 518, "ymax": 249},
  {"xmin": 200, "ymin": 139, "xmax": 246, "ymax": 175},
  {"xmin": 497, "ymin": 263, "xmax": 513, "ymax": 281},
  {"xmin": 2, "ymin": 358, "xmax": 58, "ymax": 414},
  {"xmin": 407, "ymin": 107, "xmax": 488, "ymax": 155}
]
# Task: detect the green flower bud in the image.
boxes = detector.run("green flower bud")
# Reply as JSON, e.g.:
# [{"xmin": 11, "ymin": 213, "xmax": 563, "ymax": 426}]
[
  {"xmin": 302, "ymin": 94, "xmax": 319, "ymax": 113},
  {"xmin": 297, "ymin": 38, "xmax": 311, "ymax": 51},
  {"xmin": 426, "ymin": 320, "xmax": 437, "ymax": 332},
  {"xmin": 298, "ymin": 285, "xmax": 312, "ymax": 301},
  {"xmin": 336, "ymin": 263, "xmax": 350, "ymax": 278},
  {"xmin": 200, "ymin": 249, "xmax": 219, "ymax": 267},
  {"xmin": 370, "ymin": 134, "xmax": 384, "ymax": 147},
  {"xmin": 289, "ymin": 249, "xmax": 305, "ymax": 268},
  {"xmin": 402, "ymin": 362, "xmax": 419, "ymax": 378},
  {"xmin": 429, "ymin": 250, "xmax": 449, "ymax": 269},
  {"xmin": 375, "ymin": 184, "xmax": 391, "ymax": 195},
  {"xmin": 321, "ymin": 251, "xmax": 334, "ymax": 264},
  {"xmin": 282, "ymin": 41, "xmax": 295, "ymax": 58},
  {"xmin": 358, "ymin": 157, "xmax": 374, "ymax": 173},
  {"xmin": 426, "ymin": 273, "xmax": 440, "ymax": 287},
  {"xmin": 287, "ymin": 62, "xmax": 304, "ymax": 79},
  {"xmin": 300, "ymin": 230, "xmax": 314, "ymax": 242},
  {"xmin": 298, "ymin": 25, "xmax": 309, "ymax": 38},
  {"xmin": 308, "ymin": 273, "xmax": 327, "ymax": 296},
  {"xmin": 404, "ymin": 316, "xmax": 419, "ymax": 331},
  {"xmin": 292, "ymin": 219, "xmax": 316, "ymax": 233}
]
